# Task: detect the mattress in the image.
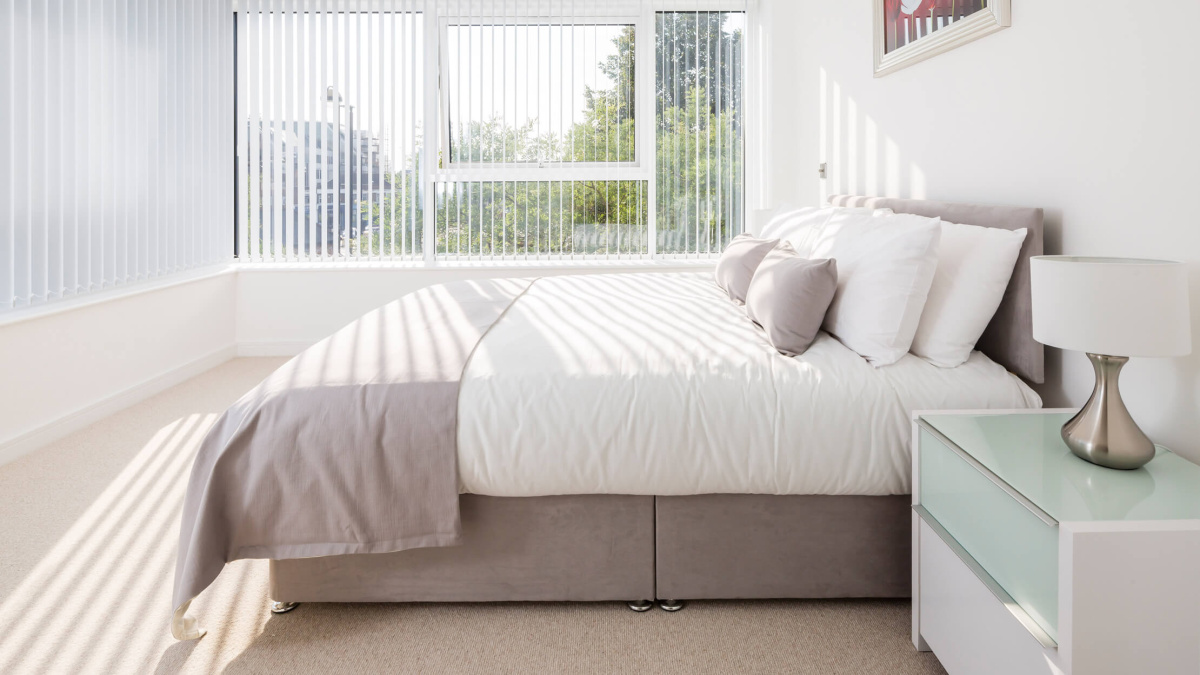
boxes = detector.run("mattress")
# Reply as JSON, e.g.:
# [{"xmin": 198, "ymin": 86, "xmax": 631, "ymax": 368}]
[{"xmin": 457, "ymin": 273, "xmax": 1041, "ymax": 497}]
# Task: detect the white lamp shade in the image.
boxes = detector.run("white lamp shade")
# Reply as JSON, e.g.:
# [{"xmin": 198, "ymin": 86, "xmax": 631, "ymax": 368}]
[{"xmin": 1031, "ymin": 256, "xmax": 1192, "ymax": 357}]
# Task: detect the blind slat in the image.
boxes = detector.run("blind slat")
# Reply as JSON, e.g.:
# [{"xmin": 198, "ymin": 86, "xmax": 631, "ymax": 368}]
[
  {"xmin": 2, "ymin": 1, "xmax": 15, "ymax": 308},
  {"xmin": 15, "ymin": 0, "xmax": 31, "ymax": 304},
  {"xmin": 248, "ymin": 0, "xmax": 261, "ymax": 261},
  {"xmin": 30, "ymin": 0, "xmax": 47, "ymax": 300}
]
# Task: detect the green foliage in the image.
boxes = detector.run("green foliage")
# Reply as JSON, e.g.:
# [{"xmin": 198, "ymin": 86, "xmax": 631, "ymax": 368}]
[
  {"xmin": 354, "ymin": 170, "xmax": 424, "ymax": 257},
  {"xmin": 351, "ymin": 13, "xmax": 742, "ymax": 259},
  {"xmin": 656, "ymin": 84, "xmax": 743, "ymax": 255}
]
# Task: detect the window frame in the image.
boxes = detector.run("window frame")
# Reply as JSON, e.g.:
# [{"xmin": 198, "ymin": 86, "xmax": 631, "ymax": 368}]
[{"xmin": 434, "ymin": 12, "xmax": 650, "ymax": 180}]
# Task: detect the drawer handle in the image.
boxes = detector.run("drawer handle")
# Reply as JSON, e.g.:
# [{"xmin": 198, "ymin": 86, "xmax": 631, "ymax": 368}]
[
  {"xmin": 916, "ymin": 505, "xmax": 1058, "ymax": 650},
  {"xmin": 918, "ymin": 419, "xmax": 1058, "ymax": 527}
]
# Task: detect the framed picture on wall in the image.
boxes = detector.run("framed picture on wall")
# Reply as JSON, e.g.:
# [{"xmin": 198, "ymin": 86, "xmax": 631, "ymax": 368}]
[{"xmin": 874, "ymin": 0, "xmax": 1011, "ymax": 77}]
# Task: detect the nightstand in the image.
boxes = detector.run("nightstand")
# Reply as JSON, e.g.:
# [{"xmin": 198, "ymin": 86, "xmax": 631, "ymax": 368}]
[{"xmin": 911, "ymin": 409, "xmax": 1200, "ymax": 675}]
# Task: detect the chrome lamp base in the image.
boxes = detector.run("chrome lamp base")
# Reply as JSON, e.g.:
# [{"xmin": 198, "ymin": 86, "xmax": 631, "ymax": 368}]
[{"xmin": 1062, "ymin": 353, "xmax": 1156, "ymax": 470}]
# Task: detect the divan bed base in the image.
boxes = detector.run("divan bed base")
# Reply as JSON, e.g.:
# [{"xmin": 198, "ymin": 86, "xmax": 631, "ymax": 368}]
[
  {"xmin": 270, "ymin": 494, "xmax": 656, "ymax": 603},
  {"xmin": 269, "ymin": 494, "xmax": 910, "ymax": 605},
  {"xmin": 656, "ymin": 494, "xmax": 911, "ymax": 600}
]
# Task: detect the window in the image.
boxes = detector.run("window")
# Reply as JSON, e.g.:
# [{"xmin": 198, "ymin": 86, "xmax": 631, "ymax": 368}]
[
  {"xmin": 235, "ymin": 0, "xmax": 745, "ymax": 265},
  {"xmin": 236, "ymin": 4, "xmax": 425, "ymax": 262},
  {"xmin": 435, "ymin": 9, "xmax": 646, "ymax": 260},
  {"xmin": 655, "ymin": 10, "xmax": 745, "ymax": 257},
  {"xmin": 443, "ymin": 22, "xmax": 636, "ymax": 166}
]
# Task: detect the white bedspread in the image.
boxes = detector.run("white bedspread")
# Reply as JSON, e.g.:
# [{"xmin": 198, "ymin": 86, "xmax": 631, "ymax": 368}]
[{"xmin": 457, "ymin": 273, "xmax": 1040, "ymax": 497}]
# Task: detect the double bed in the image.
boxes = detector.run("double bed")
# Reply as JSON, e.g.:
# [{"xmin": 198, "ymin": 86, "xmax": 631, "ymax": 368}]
[{"xmin": 172, "ymin": 196, "xmax": 1045, "ymax": 638}]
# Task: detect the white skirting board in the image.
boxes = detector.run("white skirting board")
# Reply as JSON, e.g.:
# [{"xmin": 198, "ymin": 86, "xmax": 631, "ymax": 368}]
[{"xmin": 0, "ymin": 345, "xmax": 237, "ymax": 468}]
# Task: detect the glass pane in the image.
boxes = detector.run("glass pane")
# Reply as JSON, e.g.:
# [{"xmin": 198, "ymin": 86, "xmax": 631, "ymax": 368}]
[
  {"xmin": 239, "ymin": 10, "xmax": 425, "ymax": 261},
  {"xmin": 656, "ymin": 11, "xmax": 744, "ymax": 256},
  {"xmin": 435, "ymin": 180, "xmax": 648, "ymax": 259},
  {"xmin": 446, "ymin": 23, "xmax": 635, "ymax": 164}
]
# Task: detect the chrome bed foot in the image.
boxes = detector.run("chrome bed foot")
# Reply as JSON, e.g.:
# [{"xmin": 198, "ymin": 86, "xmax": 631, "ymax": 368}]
[
  {"xmin": 270, "ymin": 601, "xmax": 299, "ymax": 614},
  {"xmin": 626, "ymin": 599, "xmax": 654, "ymax": 612},
  {"xmin": 657, "ymin": 599, "xmax": 685, "ymax": 612}
]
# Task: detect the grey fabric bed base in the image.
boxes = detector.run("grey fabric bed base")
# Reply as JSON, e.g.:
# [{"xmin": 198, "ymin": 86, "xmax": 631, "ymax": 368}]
[{"xmin": 269, "ymin": 494, "xmax": 910, "ymax": 603}]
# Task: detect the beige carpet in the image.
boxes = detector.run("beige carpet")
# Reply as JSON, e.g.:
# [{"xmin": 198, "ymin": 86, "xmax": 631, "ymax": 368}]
[{"xmin": 0, "ymin": 358, "xmax": 946, "ymax": 674}]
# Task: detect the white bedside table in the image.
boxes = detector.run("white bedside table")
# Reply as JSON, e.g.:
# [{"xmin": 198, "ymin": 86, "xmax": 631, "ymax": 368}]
[{"xmin": 911, "ymin": 409, "xmax": 1200, "ymax": 675}]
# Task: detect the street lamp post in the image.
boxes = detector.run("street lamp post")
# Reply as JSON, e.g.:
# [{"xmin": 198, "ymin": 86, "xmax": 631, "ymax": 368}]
[{"xmin": 326, "ymin": 87, "xmax": 356, "ymax": 243}]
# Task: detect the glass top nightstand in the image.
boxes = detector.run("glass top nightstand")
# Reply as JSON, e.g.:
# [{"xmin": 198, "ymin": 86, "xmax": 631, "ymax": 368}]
[
  {"xmin": 920, "ymin": 411, "xmax": 1200, "ymax": 523},
  {"xmin": 916, "ymin": 410, "xmax": 1200, "ymax": 644},
  {"xmin": 913, "ymin": 409, "xmax": 1200, "ymax": 674}
]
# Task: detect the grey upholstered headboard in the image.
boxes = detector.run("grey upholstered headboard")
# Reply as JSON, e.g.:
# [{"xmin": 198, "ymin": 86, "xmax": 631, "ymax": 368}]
[{"xmin": 828, "ymin": 195, "xmax": 1044, "ymax": 384}]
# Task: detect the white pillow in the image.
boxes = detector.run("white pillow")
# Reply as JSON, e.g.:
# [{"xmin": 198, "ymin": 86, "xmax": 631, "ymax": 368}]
[
  {"xmin": 759, "ymin": 206, "xmax": 890, "ymax": 250},
  {"xmin": 802, "ymin": 211, "xmax": 942, "ymax": 366},
  {"xmin": 910, "ymin": 222, "xmax": 1027, "ymax": 368}
]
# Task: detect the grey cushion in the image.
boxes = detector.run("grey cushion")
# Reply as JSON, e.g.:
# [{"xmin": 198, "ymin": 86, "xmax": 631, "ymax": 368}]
[
  {"xmin": 745, "ymin": 243, "xmax": 838, "ymax": 356},
  {"xmin": 714, "ymin": 234, "xmax": 780, "ymax": 304}
]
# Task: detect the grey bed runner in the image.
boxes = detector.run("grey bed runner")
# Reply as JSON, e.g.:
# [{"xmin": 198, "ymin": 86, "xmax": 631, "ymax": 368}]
[{"xmin": 171, "ymin": 278, "xmax": 534, "ymax": 640}]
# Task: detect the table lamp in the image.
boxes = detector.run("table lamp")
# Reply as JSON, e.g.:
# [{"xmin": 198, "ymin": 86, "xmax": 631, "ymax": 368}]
[{"xmin": 1031, "ymin": 256, "xmax": 1192, "ymax": 470}]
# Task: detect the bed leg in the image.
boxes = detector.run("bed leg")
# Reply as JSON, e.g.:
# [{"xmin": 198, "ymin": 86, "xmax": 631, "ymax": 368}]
[
  {"xmin": 657, "ymin": 599, "xmax": 685, "ymax": 612},
  {"xmin": 626, "ymin": 599, "xmax": 654, "ymax": 612},
  {"xmin": 270, "ymin": 601, "xmax": 299, "ymax": 614}
]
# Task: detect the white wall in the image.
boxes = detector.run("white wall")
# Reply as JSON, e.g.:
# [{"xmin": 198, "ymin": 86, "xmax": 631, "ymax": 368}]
[
  {"xmin": 0, "ymin": 272, "xmax": 237, "ymax": 464},
  {"xmin": 236, "ymin": 264, "xmax": 714, "ymax": 353},
  {"xmin": 757, "ymin": 0, "xmax": 1200, "ymax": 461}
]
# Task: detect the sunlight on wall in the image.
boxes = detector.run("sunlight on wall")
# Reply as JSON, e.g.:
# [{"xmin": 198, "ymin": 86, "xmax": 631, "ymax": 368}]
[
  {"xmin": 818, "ymin": 68, "xmax": 829, "ymax": 204},
  {"xmin": 885, "ymin": 138, "xmax": 900, "ymax": 198},
  {"xmin": 831, "ymin": 80, "xmax": 842, "ymax": 199},
  {"xmin": 818, "ymin": 67, "xmax": 926, "ymax": 202},
  {"xmin": 910, "ymin": 164, "xmax": 927, "ymax": 200},
  {"xmin": 0, "ymin": 414, "xmax": 269, "ymax": 674},
  {"xmin": 864, "ymin": 116, "xmax": 878, "ymax": 197},
  {"xmin": 846, "ymin": 97, "xmax": 858, "ymax": 196}
]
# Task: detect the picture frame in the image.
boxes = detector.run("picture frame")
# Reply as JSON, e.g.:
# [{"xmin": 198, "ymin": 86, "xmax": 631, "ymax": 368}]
[{"xmin": 873, "ymin": 0, "xmax": 1011, "ymax": 77}]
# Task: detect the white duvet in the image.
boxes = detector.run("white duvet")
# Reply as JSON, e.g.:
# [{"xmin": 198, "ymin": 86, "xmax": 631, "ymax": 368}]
[{"xmin": 457, "ymin": 273, "xmax": 1040, "ymax": 497}]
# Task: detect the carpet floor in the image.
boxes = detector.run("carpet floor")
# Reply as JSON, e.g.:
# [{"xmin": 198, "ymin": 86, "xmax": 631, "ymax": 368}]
[{"xmin": 0, "ymin": 357, "xmax": 946, "ymax": 674}]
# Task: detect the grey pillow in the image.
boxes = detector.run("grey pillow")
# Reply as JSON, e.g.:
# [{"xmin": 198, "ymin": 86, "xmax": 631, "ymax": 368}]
[
  {"xmin": 714, "ymin": 234, "xmax": 780, "ymax": 304},
  {"xmin": 745, "ymin": 243, "xmax": 839, "ymax": 356}
]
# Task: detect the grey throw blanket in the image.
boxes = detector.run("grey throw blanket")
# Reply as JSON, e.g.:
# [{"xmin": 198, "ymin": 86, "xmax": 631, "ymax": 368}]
[{"xmin": 171, "ymin": 278, "xmax": 534, "ymax": 640}]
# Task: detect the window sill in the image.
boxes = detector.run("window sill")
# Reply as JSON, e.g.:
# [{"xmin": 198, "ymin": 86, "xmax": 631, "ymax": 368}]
[
  {"xmin": 233, "ymin": 258, "xmax": 717, "ymax": 272},
  {"xmin": 0, "ymin": 264, "xmax": 237, "ymax": 329}
]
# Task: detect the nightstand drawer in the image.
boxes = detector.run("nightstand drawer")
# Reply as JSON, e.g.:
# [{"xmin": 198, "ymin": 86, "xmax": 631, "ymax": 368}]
[
  {"xmin": 918, "ymin": 425, "xmax": 1059, "ymax": 641},
  {"xmin": 916, "ymin": 513, "xmax": 1058, "ymax": 675}
]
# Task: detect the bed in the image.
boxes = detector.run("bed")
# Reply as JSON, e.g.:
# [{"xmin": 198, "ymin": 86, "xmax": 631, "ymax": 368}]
[{"xmin": 172, "ymin": 196, "xmax": 1045, "ymax": 638}]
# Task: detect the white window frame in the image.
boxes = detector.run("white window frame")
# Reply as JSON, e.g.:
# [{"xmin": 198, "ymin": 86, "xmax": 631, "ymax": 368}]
[
  {"xmin": 436, "ymin": 14, "xmax": 647, "ymax": 175},
  {"xmin": 426, "ymin": 4, "xmax": 659, "ymax": 262},
  {"xmin": 436, "ymin": 12, "xmax": 652, "ymax": 180}
]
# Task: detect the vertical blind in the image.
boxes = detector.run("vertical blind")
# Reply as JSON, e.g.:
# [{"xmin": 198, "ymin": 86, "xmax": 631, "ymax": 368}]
[
  {"xmin": 0, "ymin": 0, "xmax": 746, "ymax": 310},
  {"xmin": 655, "ymin": 8, "xmax": 744, "ymax": 257},
  {"xmin": 435, "ymin": 0, "xmax": 647, "ymax": 261},
  {"xmin": 238, "ymin": 0, "xmax": 745, "ymax": 264},
  {"xmin": 237, "ymin": 0, "xmax": 425, "ymax": 262},
  {"xmin": 1, "ymin": 0, "xmax": 234, "ymax": 312}
]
